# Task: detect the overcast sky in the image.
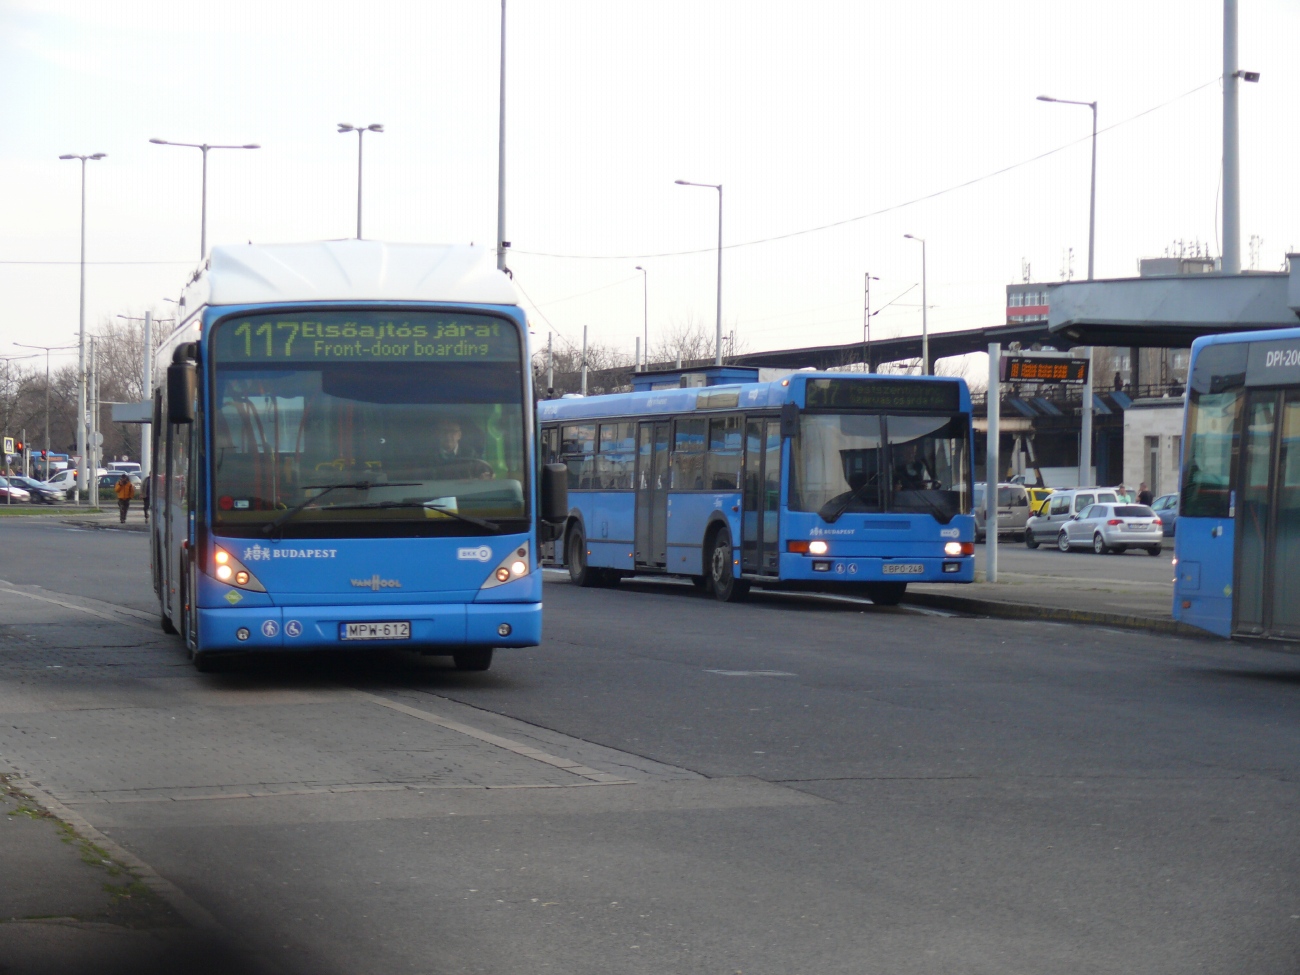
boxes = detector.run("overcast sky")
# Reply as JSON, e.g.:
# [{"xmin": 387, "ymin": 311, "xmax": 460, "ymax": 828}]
[{"xmin": 2, "ymin": 0, "xmax": 1296, "ymax": 375}]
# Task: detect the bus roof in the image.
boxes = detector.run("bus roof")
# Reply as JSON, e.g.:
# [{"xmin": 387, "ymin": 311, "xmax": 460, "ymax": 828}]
[
  {"xmin": 537, "ymin": 372, "xmax": 970, "ymax": 422},
  {"xmin": 181, "ymin": 241, "xmax": 520, "ymax": 311}
]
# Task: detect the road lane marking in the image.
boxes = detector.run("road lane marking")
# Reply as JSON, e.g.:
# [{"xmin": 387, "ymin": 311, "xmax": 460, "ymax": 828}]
[
  {"xmin": 0, "ymin": 584, "xmax": 160, "ymax": 634},
  {"xmin": 704, "ymin": 669, "xmax": 796, "ymax": 677},
  {"xmin": 355, "ymin": 691, "xmax": 633, "ymax": 785}
]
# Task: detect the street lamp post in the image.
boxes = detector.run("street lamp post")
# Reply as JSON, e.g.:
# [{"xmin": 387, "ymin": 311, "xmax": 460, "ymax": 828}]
[
  {"xmin": 149, "ymin": 139, "xmax": 260, "ymax": 259},
  {"xmin": 1037, "ymin": 93, "xmax": 1098, "ymax": 482},
  {"xmin": 59, "ymin": 152, "xmax": 106, "ymax": 505},
  {"xmin": 337, "ymin": 124, "xmax": 384, "ymax": 239},
  {"xmin": 675, "ymin": 180, "xmax": 723, "ymax": 366},
  {"xmin": 863, "ymin": 274, "xmax": 880, "ymax": 373},
  {"xmin": 902, "ymin": 235, "xmax": 929, "ymax": 375},
  {"xmin": 14, "ymin": 342, "xmax": 75, "ymax": 480},
  {"xmin": 634, "ymin": 266, "xmax": 648, "ymax": 370}
]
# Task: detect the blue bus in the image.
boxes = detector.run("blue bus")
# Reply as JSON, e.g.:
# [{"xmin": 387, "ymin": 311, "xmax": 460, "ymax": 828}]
[
  {"xmin": 1174, "ymin": 327, "xmax": 1300, "ymax": 643},
  {"xmin": 538, "ymin": 370, "xmax": 975, "ymax": 603},
  {"xmin": 150, "ymin": 241, "xmax": 566, "ymax": 671}
]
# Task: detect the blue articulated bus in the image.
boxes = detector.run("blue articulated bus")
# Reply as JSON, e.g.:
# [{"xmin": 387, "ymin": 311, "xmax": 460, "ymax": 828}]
[
  {"xmin": 1174, "ymin": 327, "xmax": 1300, "ymax": 644},
  {"xmin": 538, "ymin": 370, "xmax": 975, "ymax": 603},
  {"xmin": 150, "ymin": 241, "xmax": 566, "ymax": 671}
]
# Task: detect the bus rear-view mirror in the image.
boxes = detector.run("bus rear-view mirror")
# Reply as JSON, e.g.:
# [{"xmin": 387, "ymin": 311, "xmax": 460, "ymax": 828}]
[
  {"xmin": 539, "ymin": 462, "xmax": 568, "ymax": 540},
  {"xmin": 167, "ymin": 362, "xmax": 196, "ymax": 424}
]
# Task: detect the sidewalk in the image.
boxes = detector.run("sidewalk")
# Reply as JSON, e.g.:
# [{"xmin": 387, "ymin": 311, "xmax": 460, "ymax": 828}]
[
  {"xmin": 905, "ymin": 545, "xmax": 1201, "ymax": 637},
  {"xmin": 60, "ymin": 506, "xmax": 149, "ymax": 533}
]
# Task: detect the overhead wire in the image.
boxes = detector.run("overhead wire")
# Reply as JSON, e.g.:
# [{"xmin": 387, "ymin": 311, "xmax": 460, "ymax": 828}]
[{"xmin": 511, "ymin": 77, "xmax": 1223, "ymax": 262}]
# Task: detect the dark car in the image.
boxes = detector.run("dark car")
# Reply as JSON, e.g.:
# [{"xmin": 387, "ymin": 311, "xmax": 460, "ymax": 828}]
[
  {"xmin": 0, "ymin": 476, "xmax": 32, "ymax": 503},
  {"xmin": 7, "ymin": 475, "xmax": 61, "ymax": 504},
  {"xmin": 1151, "ymin": 493, "xmax": 1179, "ymax": 536}
]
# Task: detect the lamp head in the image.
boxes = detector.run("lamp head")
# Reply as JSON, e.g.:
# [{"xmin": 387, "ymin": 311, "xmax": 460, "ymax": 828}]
[
  {"xmin": 674, "ymin": 179, "xmax": 688, "ymax": 185},
  {"xmin": 149, "ymin": 138, "xmax": 168, "ymax": 145},
  {"xmin": 58, "ymin": 154, "xmax": 75, "ymax": 160},
  {"xmin": 242, "ymin": 144, "xmax": 260, "ymax": 149},
  {"xmin": 635, "ymin": 265, "xmax": 644, "ymax": 272},
  {"xmin": 1036, "ymin": 95, "xmax": 1056, "ymax": 102},
  {"xmin": 367, "ymin": 124, "xmax": 384, "ymax": 132},
  {"xmin": 90, "ymin": 153, "xmax": 106, "ymax": 160},
  {"xmin": 338, "ymin": 123, "xmax": 355, "ymax": 133}
]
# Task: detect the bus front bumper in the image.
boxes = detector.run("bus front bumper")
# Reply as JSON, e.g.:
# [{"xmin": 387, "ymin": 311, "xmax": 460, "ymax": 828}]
[{"xmin": 196, "ymin": 602, "xmax": 542, "ymax": 653}]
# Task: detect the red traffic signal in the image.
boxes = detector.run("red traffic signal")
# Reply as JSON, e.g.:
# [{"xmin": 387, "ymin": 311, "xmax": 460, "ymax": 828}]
[{"xmin": 13, "ymin": 441, "xmax": 23, "ymax": 453}]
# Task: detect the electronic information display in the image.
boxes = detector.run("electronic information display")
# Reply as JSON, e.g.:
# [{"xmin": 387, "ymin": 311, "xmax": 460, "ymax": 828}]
[
  {"xmin": 212, "ymin": 311, "xmax": 520, "ymax": 364},
  {"xmin": 1001, "ymin": 356, "xmax": 1089, "ymax": 385},
  {"xmin": 804, "ymin": 378, "xmax": 961, "ymax": 413}
]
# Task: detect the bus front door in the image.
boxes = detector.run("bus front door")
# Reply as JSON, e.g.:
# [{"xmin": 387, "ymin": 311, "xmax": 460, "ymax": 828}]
[
  {"xmin": 742, "ymin": 418, "xmax": 781, "ymax": 575},
  {"xmin": 635, "ymin": 421, "xmax": 670, "ymax": 566},
  {"xmin": 1234, "ymin": 388, "xmax": 1300, "ymax": 640}
]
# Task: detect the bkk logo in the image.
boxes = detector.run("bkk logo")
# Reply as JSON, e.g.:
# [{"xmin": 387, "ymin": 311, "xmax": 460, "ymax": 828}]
[
  {"xmin": 457, "ymin": 545, "xmax": 493, "ymax": 562},
  {"xmin": 350, "ymin": 575, "xmax": 402, "ymax": 591}
]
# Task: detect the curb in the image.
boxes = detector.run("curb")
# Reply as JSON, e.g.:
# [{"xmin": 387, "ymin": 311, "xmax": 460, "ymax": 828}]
[
  {"xmin": 900, "ymin": 590, "xmax": 1210, "ymax": 638},
  {"xmin": 62, "ymin": 519, "xmax": 149, "ymax": 533}
]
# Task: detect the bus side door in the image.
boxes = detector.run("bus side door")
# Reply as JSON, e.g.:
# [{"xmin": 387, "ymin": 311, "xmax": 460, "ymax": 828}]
[
  {"xmin": 742, "ymin": 418, "xmax": 781, "ymax": 575},
  {"xmin": 635, "ymin": 421, "xmax": 670, "ymax": 566}
]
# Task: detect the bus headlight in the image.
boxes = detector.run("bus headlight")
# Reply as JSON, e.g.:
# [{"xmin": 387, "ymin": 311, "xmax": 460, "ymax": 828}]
[
  {"xmin": 944, "ymin": 542, "xmax": 963, "ymax": 556},
  {"xmin": 808, "ymin": 540, "xmax": 829, "ymax": 555},
  {"xmin": 481, "ymin": 542, "xmax": 531, "ymax": 589},
  {"xmin": 212, "ymin": 547, "xmax": 267, "ymax": 592}
]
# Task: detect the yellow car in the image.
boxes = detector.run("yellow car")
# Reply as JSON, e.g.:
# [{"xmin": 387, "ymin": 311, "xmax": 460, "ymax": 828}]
[{"xmin": 1025, "ymin": 487, "xmax": 1054, "ymax": 515}]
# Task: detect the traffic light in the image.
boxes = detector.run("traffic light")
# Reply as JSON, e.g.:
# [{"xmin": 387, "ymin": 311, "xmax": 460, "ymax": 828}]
[{"xmin": 14, "ymin": 441, "xmax": 23, "ymax": 453}]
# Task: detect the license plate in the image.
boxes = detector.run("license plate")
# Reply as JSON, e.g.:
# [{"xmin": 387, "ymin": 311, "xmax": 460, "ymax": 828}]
[
  {"xmin": 882, "ymin": 563, "xmax": 925, "ymax": 575},
  {"xmin": 339, "ymin": 621, "xmax": 411, "ymax": 641},
  {"xmin": 1129, "ymin": 522, "xmax": 1150, "ymax": 529}
]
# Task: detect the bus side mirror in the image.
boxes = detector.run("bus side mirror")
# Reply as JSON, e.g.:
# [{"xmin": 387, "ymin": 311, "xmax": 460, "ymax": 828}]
[
  {"xmin": 167, "ymin": 362, "xmax": 196, "ymax": 424},
  {"xmin": 539, "ymin": 462, "xmax": 568, "ymax": 541},
  {"xmin": 780, "ymin": 401, "xmax": 799, "ymax": 439}
]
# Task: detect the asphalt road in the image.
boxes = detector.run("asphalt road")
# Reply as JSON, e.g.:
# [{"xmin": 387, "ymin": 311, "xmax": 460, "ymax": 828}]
[{"xmin": 1, "ymin": 517, "xmax": 1298, "ymax": 974}]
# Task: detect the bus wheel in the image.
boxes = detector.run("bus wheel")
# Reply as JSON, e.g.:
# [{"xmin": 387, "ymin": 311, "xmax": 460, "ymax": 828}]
[
  {"xmin": 190, "ymin": 649, "xmax": 222, "ymax": 673},
  {"xmin": 864, "ymin": 582, "xmax": 906, "ymax": 606},
  {"xmin": 709, "ymin": 528, "xmax": 749, "ymax": 602},
  {"xmin": 453, "ymin": 648, "xmax": 494, "ymax": 671},
  {"xmin": 567, "ymin": 526, "xmax": 599, "ymax": 588}
]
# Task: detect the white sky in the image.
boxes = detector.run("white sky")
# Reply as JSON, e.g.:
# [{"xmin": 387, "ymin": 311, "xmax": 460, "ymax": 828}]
[{"xmin": 1, "ymin": 0, "xmax": 1296, "ymax": 373}]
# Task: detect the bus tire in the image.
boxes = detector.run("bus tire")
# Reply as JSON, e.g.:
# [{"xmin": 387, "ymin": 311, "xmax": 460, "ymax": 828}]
[
  {"xmin": 567, "ymin": 526, "xmax": 600, "ymax": 588},
  {"xmin": 864, "ymin": 582, "xmax": 906, "ymax": 606},
  {"xmin": 453, "ymin": 647, "xmax": 494, "ymax": 671},
  {"xmin": 709, "ymin": 528, "xmax": 749, "ymax": 602},
  {"xmin": 190, "ymin": 649, "xmax": 223, "ymax": 673}
]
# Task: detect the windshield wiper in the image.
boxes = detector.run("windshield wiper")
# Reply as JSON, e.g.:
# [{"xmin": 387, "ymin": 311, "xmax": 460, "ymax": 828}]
[
  {"xmin": 261, "ymin": 480, "xmax": 420, "ymax": 537},
  {"xmin": 819, "ymin": 477, "xmax": 881, "ymax": 524},
  {"xmin": 893, "ymin": 486, "xmax": 954, "ymax": 523},
  {"xmin": 317, "ymin": 500, "xmax": 501, "ymax": 532}
]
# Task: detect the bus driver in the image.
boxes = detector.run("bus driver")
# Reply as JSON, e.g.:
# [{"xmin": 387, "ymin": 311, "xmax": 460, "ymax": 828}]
[{"xmin": 433, "ymin": 417, "xmax": 493, "ymax": 480}]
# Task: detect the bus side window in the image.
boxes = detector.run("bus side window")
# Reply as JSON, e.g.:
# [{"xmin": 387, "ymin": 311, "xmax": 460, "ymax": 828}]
[
  {"xmin": 672, "ymin": 418, "xmax": 707, "ymax": 490},
  {"xmin": 597, "ymin": 422, "xmax": 634, "ymax": 489},
  {"xmin": 561, "ymin": 423, "xmax": 595, "ymax": 490},
  {"xmin": 707, "ymin": 416, "xmax": 742, "ymax": 490}
]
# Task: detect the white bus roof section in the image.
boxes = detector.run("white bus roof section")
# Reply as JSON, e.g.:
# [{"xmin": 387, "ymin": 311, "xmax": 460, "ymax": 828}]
[{"xmin": 183, "ymin": 241, "xmax": 520, "ymax": 311}]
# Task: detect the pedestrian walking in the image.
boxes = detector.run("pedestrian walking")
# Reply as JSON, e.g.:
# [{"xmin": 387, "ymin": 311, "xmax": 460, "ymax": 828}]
[{"xmin": 113, "ymin": 472, "xmax": 135, "ymax": 523}]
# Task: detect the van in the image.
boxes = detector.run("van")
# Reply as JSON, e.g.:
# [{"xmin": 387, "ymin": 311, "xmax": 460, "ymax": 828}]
[
  {"xmin": 106, "ymin": 461, "xmax": 141, "ymax": 474},
  {"xmin": 974, "ymin": 482, "xmax": 1032, "ymax": 542},
  {"xmin": 1024, "ymin": 487, "xmax": 1121, "ymax": 549}
]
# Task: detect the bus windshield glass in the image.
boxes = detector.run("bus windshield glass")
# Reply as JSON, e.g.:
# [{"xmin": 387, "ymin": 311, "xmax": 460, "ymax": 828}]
[
  {"xmin": 790, "ymin": 413, "xmax": 969, "ymax": 522},
  {"xmin": 209, "ymin": 310, "xmax": 527, "ymax": 536}
]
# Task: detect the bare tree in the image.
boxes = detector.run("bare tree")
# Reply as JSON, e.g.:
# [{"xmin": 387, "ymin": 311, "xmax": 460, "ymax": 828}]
[{"xmin": 532, "ymin": 336, "xmax": 635, "ymax": 398}]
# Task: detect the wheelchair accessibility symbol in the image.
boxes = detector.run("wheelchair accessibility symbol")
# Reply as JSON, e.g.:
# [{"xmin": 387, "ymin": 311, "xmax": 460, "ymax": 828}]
[
  {"xmin": 261, "ymin": 619, "xmax": 279, "ymax": 638},
  {"xmin": 285, "ymin": 620, "xmax": 303, "ymax": 638}
]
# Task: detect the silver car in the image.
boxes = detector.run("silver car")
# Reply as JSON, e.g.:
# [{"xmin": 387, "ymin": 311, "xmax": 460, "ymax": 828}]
[{"xmin": 1055, "ymin": 503, "xmax": 1165, "ymax": 556}]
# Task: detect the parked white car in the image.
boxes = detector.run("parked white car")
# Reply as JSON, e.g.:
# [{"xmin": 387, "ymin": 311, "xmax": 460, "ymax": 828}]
[
  {"xmin": 1055, "ymin": 502, "xmax": 1165, "ymax": 556},
  {"xmin": 42, "ymin": 467, "xmax": 107, "ymax": 498}
]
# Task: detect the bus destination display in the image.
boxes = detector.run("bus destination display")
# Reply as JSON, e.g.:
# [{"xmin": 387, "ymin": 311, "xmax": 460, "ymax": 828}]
[
  {"xmin": 1001, "ymin": 356, "xmax": 1089, "ymax": 385},
  {"xmin": 213, "ymin": 311, "xmax": 519, "ymax": 364},
  {"xmin": 804, "ymin": 378, "xmax": 960, "ymax": 412}
]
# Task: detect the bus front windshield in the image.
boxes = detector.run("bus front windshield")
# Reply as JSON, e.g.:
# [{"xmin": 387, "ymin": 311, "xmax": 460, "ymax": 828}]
[
  {"xmin": 209, "ymin": 311, "xmax": 527, "ymax": 537},
  {"xmin": 790, "ymin": 413, "xmax": 969, "ymax": 523}
]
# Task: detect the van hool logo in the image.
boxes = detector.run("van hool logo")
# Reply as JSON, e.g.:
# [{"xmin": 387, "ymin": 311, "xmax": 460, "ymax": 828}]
[
  {"xmin": 457, "ymin": 545, "xmax": 493, "ymax": 562},
  {"xmin": 350, "ymin": 575, "xmax": 402, "ymax": 591}
]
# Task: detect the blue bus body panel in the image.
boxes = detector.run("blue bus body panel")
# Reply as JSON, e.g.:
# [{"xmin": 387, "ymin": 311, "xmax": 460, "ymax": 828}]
[
  {"xmin": 1172, "ymin": 516, "xmax": 1234, "ymax": 637},
  {"xmin": 576, "ymin": 491, "xmax": 637, "ymax": 570}
]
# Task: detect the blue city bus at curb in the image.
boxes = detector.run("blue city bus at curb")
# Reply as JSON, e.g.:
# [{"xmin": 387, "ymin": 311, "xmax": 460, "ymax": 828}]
[
  {"xmin": 1174, "ymin": 327, "xmax": 1300, "ymax": 644},
  {"xmin": 150, "ymin": 241, "xmax": 566, "ymax": 671},
  {"xmin": 538, "ymin": 370, "xmax": 976, "ymax": 603}
]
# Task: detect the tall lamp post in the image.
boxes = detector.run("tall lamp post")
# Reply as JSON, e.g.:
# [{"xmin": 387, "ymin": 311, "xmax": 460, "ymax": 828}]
[
  {"xmin": 634, "ymin": 265, "xmax": 648, "ymax": 370},
  {"xmin": 1037, "ymin": 93, "xmax": 1098, "ymax": 483},
  {"xmin": 675, "ymin": 180, "xmax": 723, "ymax": 366},
  {"xmin": 863, "ymin": 273, "xmax": 879, "ymax": 372},
  {"xmin": 902, "ymin": 235, "xmax": 929, "ymax": 375},
  {"xmin": 59, "ymin": 152, "xmax": 106, "ymax": 506},
  {"xmin": 337, "ymin": 124, "xmax": 384, "ymax": 239},
  {"xmin": 14, "ymin": 342, "xmax": 75, "ymax": 480},
  {"xmin": 149, "ymin": 139, "xmax": 260, "ymax": 259}
]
